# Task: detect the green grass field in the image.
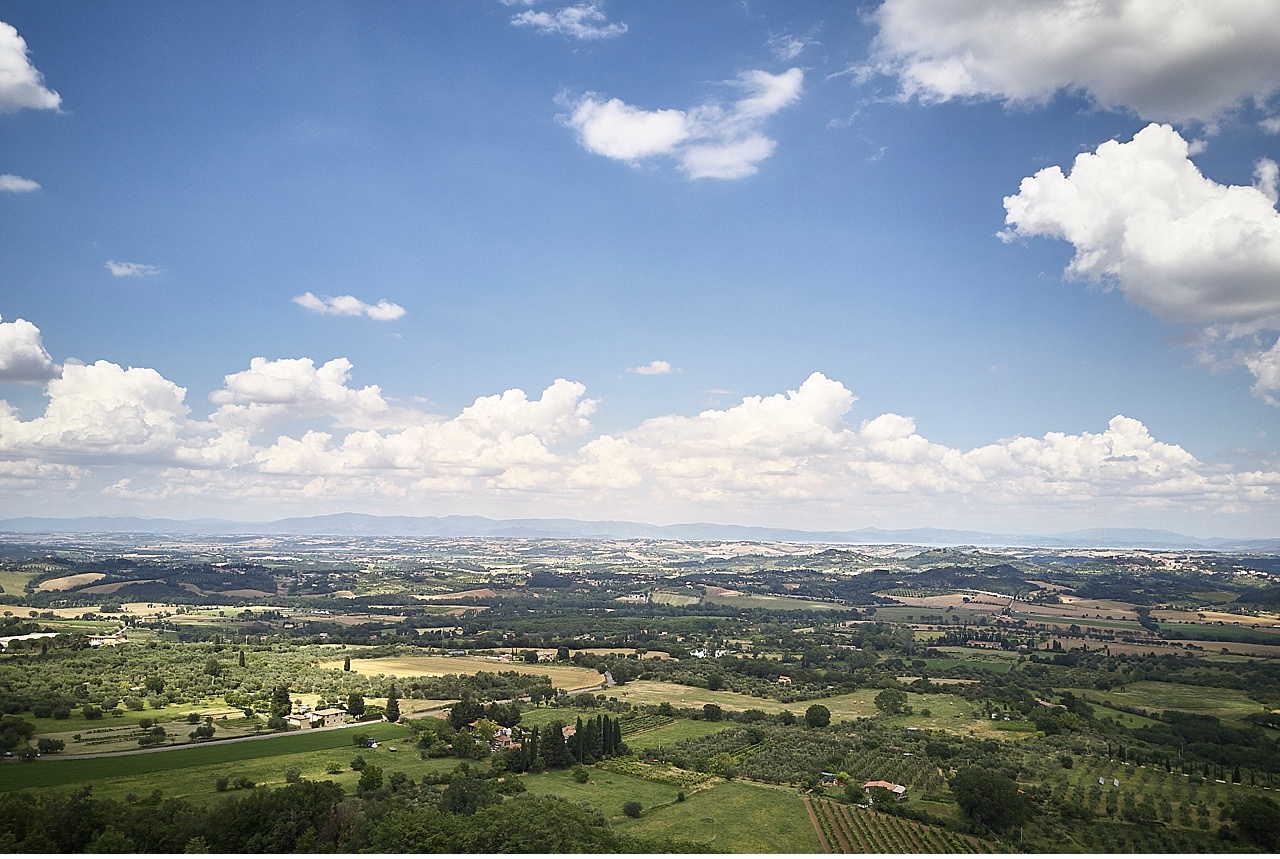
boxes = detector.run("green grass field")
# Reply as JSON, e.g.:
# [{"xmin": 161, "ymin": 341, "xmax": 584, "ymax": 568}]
[
  {"xmin": 609, "ymin": 680, "xmax": 789, "ymax": 714},
  {"xmin": 0, "ymin": 722, "xmax": 419, "ymax": 801},
  {"xmin": 520, "ymin": 766, "xmax": 689, "ymax": 824},
  {"xmin": 1158, "ymin": 622, "xmax": 1280, "ymax": 644},
  {"xmin": 0, "ymin": 568, "xmax": 40, "ymax": 596},
  {"xmin": 28, "ymin": 701, "xmax": 250, "ymax": 746},
  {"xmin": 615, "ymin": 778, "xmax": 822, "ymax": 853},
  {"xmin": 624, "ymin": 718, "xmax": 736, "ymax": 751},
  {"xmin": 521, "ymin": 762, "xmax": 822, "ymax": 852},
  {"xmin": 1068, "ymin": 681, "xmax": 1266, "ymax": 722},
  {"xmin": 702, "ymin": 593, "xmax": 850, "ymax": 612}
]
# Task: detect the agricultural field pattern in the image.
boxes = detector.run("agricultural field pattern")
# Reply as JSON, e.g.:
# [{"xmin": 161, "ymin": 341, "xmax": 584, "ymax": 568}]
[{"xmin": 2, "ymin": 524, "xmax": 1280, "ymax": 853}]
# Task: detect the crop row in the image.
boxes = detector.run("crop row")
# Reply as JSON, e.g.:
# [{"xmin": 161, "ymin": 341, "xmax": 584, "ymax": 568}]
[
  {"xmin": 808, "ymin": 797, "xmax": 992, "ymax": 854},
  {"xmin": 618, "ymin": 713, "xmax": 675, "ymax": 735}
]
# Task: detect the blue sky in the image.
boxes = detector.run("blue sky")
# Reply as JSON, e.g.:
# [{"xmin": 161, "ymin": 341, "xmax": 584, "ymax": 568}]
[{"xmin": 2, "ymin": 1, "xmax": 1280, "ymax": 537}]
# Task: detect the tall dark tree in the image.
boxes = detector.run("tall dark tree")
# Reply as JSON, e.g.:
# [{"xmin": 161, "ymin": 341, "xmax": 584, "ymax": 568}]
[
  {"xmin": 570, "ymin": 716, "xmax": 586, "ymax": 763},
  {"xmin": 540, "ymin": 722, "xmax": 572, "ymax": 769},
  {"xmin": 1231, "ymin": 794, "xmax": 1280, "ymax": 850},
  {"xmin": 448, "ymin": 692, "xmax": 483, "ymax": 730},
  {"xmin": 804, "ymin": 704, "xmax": 831, "ymax": 728},
  {"xmin": 950, "ymin": 767, "xmax": 1033, "ymax": 833},
  {"xmin": 385, "ymin": 686, "xmax": 400, "ymax": 723},
  {"xmin": 270, "ymin": 685, "xmax": 292, "ymax": 718}
]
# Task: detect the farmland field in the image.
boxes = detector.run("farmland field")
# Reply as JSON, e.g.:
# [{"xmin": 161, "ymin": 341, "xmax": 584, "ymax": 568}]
[
  {"xmin": 5, "ymin": 532, "xmax": 1280, "ymax": 853},
  {"xmin": 0, "ymin": 722, "xmax": 418, "ymax": 801},
  {"xmin": 624, "ymin": 718, "xmax": 735, "ymax": 750},
  {"xmin": 1067, "ymin": 681, "xmax": 1266, "ymax": 721},
  {"xmin": 1064, "ymin": 681, "xmax": 1264, "ymax": 722},
  {"xmin": 614, "ymin": 778, "xmax": 822, "ymax": 853},
  {"xmin": 325, "ymin": 654, "xmax": 603, "ymax": 690},
  {"xmin": 807, "ymin": 797, "xmax": 995, "ymax": 853},
  {"xmin": 609, "ymin": 681, "xmax": 792, "ymax": 714},
  {"xmin": 33, "ymin": 572, "xmax": 106, "ymax": 592},
  {"xmin": 701, "ymin": 592, "xmax": 848, "ymax": 612},
  {"xmin": 520, "ymin": 766, "xmax": 690, "ymax": 824}
]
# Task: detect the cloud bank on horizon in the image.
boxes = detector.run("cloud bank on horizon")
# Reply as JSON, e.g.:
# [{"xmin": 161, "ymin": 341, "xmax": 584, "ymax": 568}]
[
  {"xmin": 3, "ymin": 1, "xmax": 1280, "ymax": 536},
  {"xmin": 2, "ymin": 314, "xmax": 1275, "ymax": 535}
]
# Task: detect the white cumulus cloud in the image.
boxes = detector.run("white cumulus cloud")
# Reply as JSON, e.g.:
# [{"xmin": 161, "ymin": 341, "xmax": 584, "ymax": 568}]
[
  {"xmin": 0, "ymin": 316, "xmax": 59, "ymax": 382},
  {"xmin": 0, "ymin": 174, "xmax": 39, "ymax": 193},
  {"xmin": 210, "ymin": 356, "xmax": 411, "ymax": 433},
  {"xmin": 1244, "ymin": 339, "xmax": 1280, "ymax": 405},
  {"xmin": 1002, "ymin": 122, "xmax": 1280, "ymax": 403},
  {"xmin": 0, "ymin": 361, "xmax": 193, "ymax": 460},
  {"xmin": 562, "ymin": 372, "xmax": 1272, "ymax": 528},
  {"xmin": 511, "ymin": 4, "xmax": 627, "ymax": 40},
  {"xmin": 627, "ymin": 359, "xmax": 677, "ymax": 376},
  {"xmin": 564, "ymin": 67, "xmax": 803, "ymax": 179},
  {"xmin": 0, "ymin": 21, "xmax": 60, "ymax": 113},
  {"xmin": 868, "ymin": 0, "xmax": 1280, "ymax": 125},
  {"xmin": 293, "ymin": 291, "xmax": 406, "ymax": 321},
  {"xmin": 0, "ymin": 358, "xmax": 1276, "ymax": 531},
  {"xmin": 1002, "ymin": 123, "xmax": 1280, "ymax": 325}
]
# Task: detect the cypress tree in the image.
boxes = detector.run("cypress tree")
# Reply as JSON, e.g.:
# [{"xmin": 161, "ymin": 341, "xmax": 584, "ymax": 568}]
[
  {"xmin": 590, "ymin": 715, "xmax": 604, "ymax": 760},
  {"xmin": 385, "ymin": 686, "xmax": 400, "ymax": 723},
  {"xmin": 540, "ymin": 722, "xmax": 571, "ymax": 769},
  {"xmin": 571, "ymin": 717, "xmax": 585, "ymax": 763},
  {"xmin": 525, "ymin": 725, "xmax": 538, "ymax": 772}
]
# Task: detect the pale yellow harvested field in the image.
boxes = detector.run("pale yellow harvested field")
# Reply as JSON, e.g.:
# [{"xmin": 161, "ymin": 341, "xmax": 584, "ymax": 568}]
[
  {"xmin": 415, "ymin": 587, "xmax": 497, "ymax": 601},
  {"xmin": 1049, "ymin": 596, "xmax": 1139, "ymax": 620},
  {"xmin": 608, "ymin": 680, "xmax": 788, "ymax": 713},
  {"xmin": 651, "ymin": 591, "xmax": 699, "ymax": 606},
  {"xmin": 607, "ymin": 682, "xmax": 1003, "ymax": 736},
  {"xmin": 886, "ymin": 593, "xmax": 1005, "ymax": 608},
  {"xmin": 34, "ymin": 572, "xmax": 106, "ymax": 592},
  {"xmin": 327, "ymin": 654, "xmax": 603, "ymax": 690},
  {"xmin": 1154, "ymin": 608, "xmax": 1280, "ymax": 624},
  {"xmin": 0, "ymin": 603, "xmax": 94, "ymax": 619}
]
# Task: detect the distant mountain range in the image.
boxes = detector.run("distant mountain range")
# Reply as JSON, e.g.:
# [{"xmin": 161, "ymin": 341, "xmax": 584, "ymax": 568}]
[{"xmin": 0, "ymin": 512, "xmax": 1277, "ymax": 552}]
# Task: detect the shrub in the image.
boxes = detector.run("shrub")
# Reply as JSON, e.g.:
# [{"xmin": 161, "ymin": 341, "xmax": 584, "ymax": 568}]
[
  {"xmin": 215, "ymin": 777, "xmax": 230, "ymax": 791},
  {"xmin": 622, "ymin": 800, "xmax": 643, "ymax": 818},
  {"xmin": 284, "ymin": 765, "xmax": 302, "ymax": 783}
]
